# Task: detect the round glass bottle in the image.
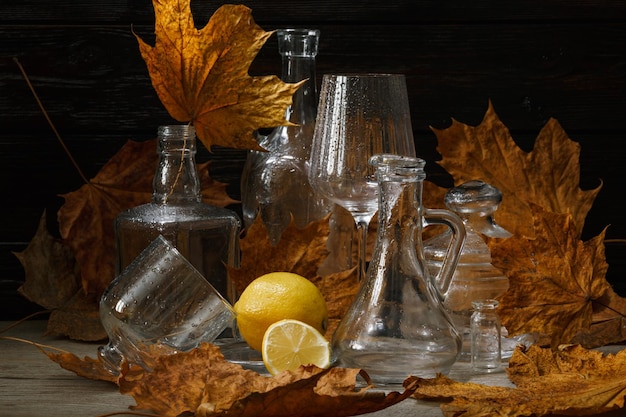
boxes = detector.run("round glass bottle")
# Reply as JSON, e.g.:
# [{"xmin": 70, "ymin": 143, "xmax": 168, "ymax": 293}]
[
  {"xmin": 240, "ymin": 28, "xmax": 332, "ymax": 244},
  {"xmin": 331, "ymin": 154, "xmax": 465, "ymax": 386},
  {"xmin": 114, "ymin": 125, "xmax": 241, "ymax": 303}
]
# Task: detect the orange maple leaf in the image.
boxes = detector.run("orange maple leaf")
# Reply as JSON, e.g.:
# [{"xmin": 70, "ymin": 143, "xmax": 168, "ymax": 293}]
[
  {"xmin": 118, "ymin": 342, "xmax": 416, "ymax": 417},
  {"xmin": 488, "ymin": 204, "xmax": 611, "ymax": 348},
  {"xmin": 410, "ymin": 344, "xmax": 626, "ymax": 416},
  {"xmin": 431, "ymin": 101, "xmax": 601, "ymax": 238},
  {"xmin": 135, "ymin": 2, "xmax": 302, "ymax": 151}
]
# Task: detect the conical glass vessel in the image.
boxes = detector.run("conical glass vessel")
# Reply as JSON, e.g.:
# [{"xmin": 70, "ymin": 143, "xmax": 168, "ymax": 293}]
[
  {"xmin": 114, "ymin": 125, "xmax": 241, "ymax": 303},
  {"xmin": 331, "ymin": 154, "xmax": 465, "ymax": 386},
  {"xmin": 240, "ymin": 28, "xmax": 331, "ymax": 244}
]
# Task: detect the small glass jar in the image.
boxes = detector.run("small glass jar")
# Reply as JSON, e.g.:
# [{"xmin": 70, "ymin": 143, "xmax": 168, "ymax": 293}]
[{"xmin": 470, "ymin": 299, "xmax": 502, "ymax": 373}]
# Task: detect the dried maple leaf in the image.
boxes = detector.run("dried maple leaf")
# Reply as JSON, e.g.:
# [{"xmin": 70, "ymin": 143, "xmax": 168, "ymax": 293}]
[
  {"xmin": 14, "ymin": 211, "xmax": 106, "ymax": 341},
  {"xmin": 46, "ymin": 350, "xmax": 118, "ymax": 384},
  {"xmin": 118, "ymin": 342, "xmax": 416, "ymax": 417},
  {"xmin": 488, "ymin": 204, "xmax": 613, "ymax": 348},
  {"xmin": 231, "ymin": 215, "xmax": 331, "ymax": 292},
  {"xmin": 197, "ymin": 367, "xmax": 417, "ymax": 417},
  {"xmin": 57, "ymin": 139, "xmax": 236, "ymax": 299},
  {"xmin": 136, "ymin": 2, "xmax": 302, "ymax": 151},
  {"xmin": 15, "ymin": 211, "xmax": 81, "ymax": 311},
  {"xmin": 570, "ymin": 284, "xmax": 626, "ymax": 348},
  {"xmin": 431, "ymin": 101, "xmax": 601, "ymax": 238},
  {"xmin": 409, "ymin": 344, "xmax": 626, "ymax": 417},
  {"xmin": 410, "ymin": 367, "xmax": 626, "ymax": 416}
]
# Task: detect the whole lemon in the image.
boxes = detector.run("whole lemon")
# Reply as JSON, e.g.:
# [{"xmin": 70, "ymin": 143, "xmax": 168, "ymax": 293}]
[{"xmin": 233, "ymin": 272, "xmax": 328, "ymax": 352}]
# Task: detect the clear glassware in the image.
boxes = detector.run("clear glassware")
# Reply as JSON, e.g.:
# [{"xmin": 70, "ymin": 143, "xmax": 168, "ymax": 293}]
[
  {"xmin": 424, "ymin": 180, "xmax": 535, "ymax": 359},
  {"xmin": 308, "ymin": 74, "xmax": 416, "ymax": 282},
  {"xmin": 98, "ymin": 235, "xmax": 235, "ymax": 374},
  {"xmin": 240, "ymin": 28, "xmax": 332, "ymax": 245},
  {"xmin": 331, "ymin": 154, "xmax": 466, "ymax": 386},
  {"xmin": 470, "ymin": 299, "xmax": 502, "ymax": 373},
  {"xmin": 114, "ymin": 125, "xmax": 241, "ymax": 304}
]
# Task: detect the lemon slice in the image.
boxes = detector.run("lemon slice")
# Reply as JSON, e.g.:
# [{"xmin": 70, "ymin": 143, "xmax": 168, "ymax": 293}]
[{"xmin": 261, "ymin": 319, "xmax": 331, "ymax": 375}]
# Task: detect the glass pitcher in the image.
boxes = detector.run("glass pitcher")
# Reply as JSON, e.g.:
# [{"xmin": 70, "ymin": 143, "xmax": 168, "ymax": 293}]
[{"xmin": 331, "ymin": 154, "xmax": 466, "ymax": 386}]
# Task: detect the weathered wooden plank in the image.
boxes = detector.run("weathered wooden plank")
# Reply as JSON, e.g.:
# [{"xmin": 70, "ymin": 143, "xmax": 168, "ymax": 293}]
[
  {"xmin": 1, "ymin": 23, "xmax": 624, "ymax": 134},
  {"xmin": 1, "ymin": 0, "xmax": 625, "ymax": 24}
]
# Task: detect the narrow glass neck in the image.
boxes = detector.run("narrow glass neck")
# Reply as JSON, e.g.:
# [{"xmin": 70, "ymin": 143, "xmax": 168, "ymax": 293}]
[
  {"xmin": 377, "ymin": 176, "xmax": 423, "ymax": 236},
  {"xmin": 278, "ymin": 29, "xmax": 319, "ymax": 126},
  {"xmin": 152, "ymin": 125, "xmax": 201, "ymax": 204},
  {"xmin": 372, "ymin": 155, "xmax": 426, "ymax": 237}
]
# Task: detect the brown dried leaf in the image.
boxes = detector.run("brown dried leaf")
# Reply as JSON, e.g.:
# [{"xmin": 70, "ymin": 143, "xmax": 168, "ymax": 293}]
[
  {"xmin": 410, "ymin": 345, "xmax": 626, "ymax": 416},
  {"xmin": 57, "ymin": 139, "xmax": 236, "ymax": 299},
  {"xmin": 15, "ymin": 211, "xmax": 80, "ymax": 310},
  {"xmin": 45, "ymin": 289, "xmax": 105, "ymax": 341},
  {"xmin": 570, "ymin": 285, "xmax": 626, "ymax": 348},
  {"xmin": 488, "ymin": 204, "xmax": 612, "ymax": 348},
  {"xmin": 118, "ymin": 343, "xmax": 415, "ymax": 417},
  {"xmin": 197, "ymin": 367, "xmax": 416, "ymax": 417},
  {"xmin": 136, "ymin": 2, "xmax": 301, "ymax": 151},
  {"xmin": 432, "ymin": 101, "xmax": 601, "ymax": 238},
  {"xmin": 119, "ymin": 343, "xmax": 267, "ymax": 416},
  {"xmin": 231, "ymin": 215, "xmax": 330, "ymax": 292},
  {"xmin": 14, "ymin": 211, "xmax": 105, "ymax": 341},
  {"xmin": 46, "ymin": 350, "xmax": 118, "ymax": 384}
]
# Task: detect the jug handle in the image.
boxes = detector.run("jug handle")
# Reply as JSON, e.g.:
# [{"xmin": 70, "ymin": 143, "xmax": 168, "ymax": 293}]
[{"xmin": 423, "ymin": 208, "xmax": 466, "ymax": 296}]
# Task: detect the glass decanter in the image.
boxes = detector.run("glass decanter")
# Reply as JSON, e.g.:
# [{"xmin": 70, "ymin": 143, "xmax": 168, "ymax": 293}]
[
  {"xmin": 114, "ymin": 125, "xmax": 241, "ymax": 303},
  {"xmin": 331, "ymin": 154, "xmax": 466, "ymax": 386},
  {"xmin": 240, "ymin": 28, "xmax": 332, "ymax": 244},
  {"xmin": 424, "ymin": 180, "xmax": 534, "ymax": 359}
]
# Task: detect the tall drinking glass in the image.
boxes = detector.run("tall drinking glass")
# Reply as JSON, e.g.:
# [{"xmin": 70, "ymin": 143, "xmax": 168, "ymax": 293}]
[{"xmin": 308, "ymin": 74, "xmax": 416, "ymax": 281}]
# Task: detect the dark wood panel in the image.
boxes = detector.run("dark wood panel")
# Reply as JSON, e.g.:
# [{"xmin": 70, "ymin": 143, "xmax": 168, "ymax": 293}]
[
  {"xmin": 2, "ymin": 23, "xmax": 624, "ymax": 134},
  {"xmin": 1, "ymin": 1, "xmax": 625, "ymax": 25}
]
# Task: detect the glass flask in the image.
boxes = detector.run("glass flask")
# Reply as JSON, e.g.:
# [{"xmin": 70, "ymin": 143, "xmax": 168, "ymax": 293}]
[
  {"xmin": 331, "ymin": 154, "xmax": 466, "ymax": 386},
  {"xmin": 240, "ymin": 28, "xmax": 332, "ymax": 244},
  {"xmin": 424, "ymin": 180, "xmax": 533, "ymax": 359},
  {"xmin": 470, "ymin": 299, "xmax": 502, "ymax": 373},
  {"xmin": 114, "ymin": 125, "xmax": 241, "ymax": 303}
]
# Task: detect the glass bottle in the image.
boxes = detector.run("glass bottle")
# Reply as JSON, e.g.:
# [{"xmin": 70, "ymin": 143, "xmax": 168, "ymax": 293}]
[
  {"xmin": 240, "ymin": 28, "xmax": 332, "ymax": 245},
  {"xmin": 114, "ymin": 125, "xmax": 241, "ymax": 303},
  {"xmin": 424, "ymin": 180, "xmax": 519, "ymax": 359},
  {"xmin": 331, "ymin": 154, "xmax": 466, "ymax": 386},
  {"xmin": 470, "ymin": 299, "xmax": 502, "ymax": 373}
]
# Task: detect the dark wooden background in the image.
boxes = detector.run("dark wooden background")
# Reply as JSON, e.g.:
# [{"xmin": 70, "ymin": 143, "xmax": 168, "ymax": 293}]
[{"xmin": 1, "ymin": 1, "xmax": 625, "ymax": 320}]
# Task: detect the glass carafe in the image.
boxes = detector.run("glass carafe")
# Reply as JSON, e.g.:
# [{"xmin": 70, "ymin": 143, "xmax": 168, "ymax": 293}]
[
  {"xmin": 331, "ymin": 154, "xmax": 466, "ymax": 386},
  {"xmin": 424, "ymin": 180, "xmax": 534, "ymax": 359},
  {"xmin": 240, "ymin": 28, "xmax": 332, "ymax": 244},
  {"xmin": 114, "ymin": 125, "xmax": 241, "ymax": 304}
]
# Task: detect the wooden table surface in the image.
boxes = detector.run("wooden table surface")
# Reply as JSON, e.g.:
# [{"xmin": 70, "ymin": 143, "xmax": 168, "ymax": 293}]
[{"xmin": 1, "ymin": 320, "xmax": 624, "ymax": 417}]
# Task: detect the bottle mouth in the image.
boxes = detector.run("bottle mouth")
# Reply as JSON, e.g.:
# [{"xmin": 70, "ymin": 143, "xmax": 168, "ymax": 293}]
[{"xmin": 370, "ymin": 154, "xmax": 426, "ymax": 181}]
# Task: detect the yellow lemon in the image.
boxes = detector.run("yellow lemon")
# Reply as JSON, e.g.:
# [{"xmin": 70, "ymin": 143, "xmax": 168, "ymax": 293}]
[
  {"xmin": 262, "ymin": 319, "xmax": 331, "ymax": 375},
  {"xmin": 233, "ymin": 272, "xmax": 328, "ymax": 352}
]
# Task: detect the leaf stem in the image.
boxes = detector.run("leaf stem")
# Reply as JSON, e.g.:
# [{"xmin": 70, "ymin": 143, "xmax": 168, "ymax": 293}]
[
  {"xmin": 13, "ymin": 57, "xmax": 90, "ymax": 185},
  {"xmin": 0, "ymin": 310, "xmax": 50, "ymax": 334},
  {"xmin": 0, "ymin": 335, "xmax": 71, "ymax": 355}
]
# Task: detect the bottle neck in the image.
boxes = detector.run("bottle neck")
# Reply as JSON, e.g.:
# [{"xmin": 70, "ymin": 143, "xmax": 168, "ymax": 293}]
[
  {"xmin": 263, "ymin": 29, "xmax": 319, "ymax": 153},
  {"xmin": 281, "ymin": 54, "xmax": 318, "ymax": 126},
  {"xmin": 377, "ymin": 176, "xmax": 423, "ymax": 238},
  {"xmin": 152, "ymin": 125, "xmax": 202, "ymax": 205},
  {"xmin": 370, "ymin": 155, "xmax": 426, "ymax": 248}
]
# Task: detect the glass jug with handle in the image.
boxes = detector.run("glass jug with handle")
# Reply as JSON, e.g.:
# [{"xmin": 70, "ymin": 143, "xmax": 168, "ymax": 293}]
[{"xmin": 331, "ymin": 154, "xmax": 466, "ymax": 386}]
